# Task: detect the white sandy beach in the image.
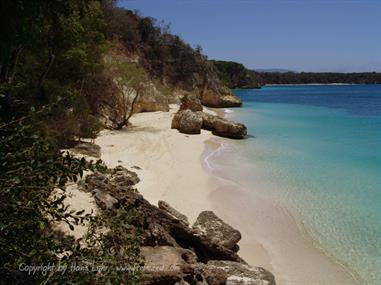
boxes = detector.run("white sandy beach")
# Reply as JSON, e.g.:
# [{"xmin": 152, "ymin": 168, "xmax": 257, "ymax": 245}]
[{"xmin": 95, "ymin": 105, "xmax": 358, "ymax": 285}]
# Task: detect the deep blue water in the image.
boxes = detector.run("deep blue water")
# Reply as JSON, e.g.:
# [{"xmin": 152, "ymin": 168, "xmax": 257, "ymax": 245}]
[
  {"xmin": 229, "ymin": 85, "xmax": 381, "ymax": 285},
  {"xmin": 237, "ymin": 84, "xmax": 381, "ymax": 116}
]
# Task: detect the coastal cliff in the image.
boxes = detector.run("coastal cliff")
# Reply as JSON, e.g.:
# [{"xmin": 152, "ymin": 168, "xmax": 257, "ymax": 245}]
[
  {"xmin": 0, "ymin": 1, "xmax": 262, "ymax": 284},
  {"xmin": 94, "ymin": 48, "xmax": 243, "ymax": 130}
]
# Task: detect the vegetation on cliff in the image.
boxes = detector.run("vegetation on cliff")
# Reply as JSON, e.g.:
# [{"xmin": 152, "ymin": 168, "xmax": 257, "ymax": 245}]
[
  {"xmin": 0, "ymin": 0, "xmax": 244, "ymax": 283},
  {"xmin": 211, "ymin": 60, "xmax": 261, "ymax": 89}
]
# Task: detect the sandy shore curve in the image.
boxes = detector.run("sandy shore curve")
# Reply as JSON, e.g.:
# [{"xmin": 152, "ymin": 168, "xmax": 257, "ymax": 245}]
[{"xmin": 95, "ymin": 105, "xmax": 359, "ymax": 285}]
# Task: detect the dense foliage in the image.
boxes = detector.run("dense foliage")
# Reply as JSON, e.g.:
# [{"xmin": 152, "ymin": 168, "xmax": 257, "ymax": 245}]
[
  {"xmin": 211, "ymin": 60, "xmax": 261, "ymax": 89},
  {"xmin": 102, "ymin": 3, "xmax": 216, "ymax": 91},
  {"xmin": 0, "ymin": 1, "xmax": 144, "ymax": 283}
]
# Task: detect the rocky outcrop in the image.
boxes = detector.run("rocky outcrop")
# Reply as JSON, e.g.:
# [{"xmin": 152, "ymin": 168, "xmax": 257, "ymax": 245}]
[
  {"xmin": 79, "ymin": 167, "xmax": 275, "ymax": 285},
  {"xmin": 71, "ymin": 142, "xmax": 101, "ymax": 158},
  {"xmin": 200, "ymin": 112, "xmax": 247, "ymax": 139},
  {"xmin": 171, "ymin": 109, "xmax": 203, "ymax": 135},
  {"xmin": 201, "ymin": 89, "xmax": 242, "ymax": 108},
  {"xmin": 110, "ymin": 165, "xmax": 140, "ymax": 187},
  {"xmin": 208, "ymin": 260, "xmax": 276, "ymax": 285},
  {"xmin": 179, "ymin": 95, "xmax": 203, "ymax": 112},
  {"xmin": 134, "ymin": 82, "xmax": 170, "ymax": 113},
  {"xmin": 172, "ymin": 110, "xmax": 247, "ymax": 139},
  {"xmin": 172, "ymin": 97, "xmax": 247, "ymax": 139},
  {"xmin": 193, "ymin": 211, "xmax": 241, "ymax": 251},
  {"xmin": 93, "ymin": 188, "xmax": 119, "ymax": 210}
]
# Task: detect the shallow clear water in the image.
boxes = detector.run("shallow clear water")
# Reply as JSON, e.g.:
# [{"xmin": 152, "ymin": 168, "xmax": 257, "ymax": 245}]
[{"xmin": 225, "ymin": 85, "xmax": 381, "ymax": 285}]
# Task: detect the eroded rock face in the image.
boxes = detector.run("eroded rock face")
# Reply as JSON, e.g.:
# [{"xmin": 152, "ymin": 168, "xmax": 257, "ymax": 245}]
[
  {"xmin": 201, "ymin": 89, "xmax": 242, "ymax": 108},
  {"xmin": 179, "ymin": 95, "xmax": 203, "ymax": 112},
  {"xmin": 193, "ymin": 211, "xmax": 241, "ymax": 251},
  {"xmin": 135, "ymin": 83, "xmax": 170, "ymax": 113},
  {"xmin": 172, "ymin": 109, "xmax": 203, "ymax": 135},
  {"xmin": 208, "ymin": 261, "xmax": 276, "ymax": 285}
]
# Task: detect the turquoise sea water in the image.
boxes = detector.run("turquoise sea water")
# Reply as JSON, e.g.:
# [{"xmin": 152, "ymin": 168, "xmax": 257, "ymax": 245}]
[{"xmin": 227, "ymin": 85, "xmax": 381, "ymax": 285}]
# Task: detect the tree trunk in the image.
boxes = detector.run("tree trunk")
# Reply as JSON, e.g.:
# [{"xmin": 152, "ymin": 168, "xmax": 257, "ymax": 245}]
[
  {"xmin": 125, "ymin": 90, "xmax": 140, "ymax": 122},
  {"xmin": 0, "ymin": 62, "xmax": 9, "ymax": 84},
  {"xmin": 37, "ymin": 49, "xmax": 55, "ymax": 90},
  {"xmin": 8, "ymin": 45, "xmax": 23, "ymax": 84},
  {"xmin": 115, "ymin": 90, "xmax": 140, "ymax": 130}
]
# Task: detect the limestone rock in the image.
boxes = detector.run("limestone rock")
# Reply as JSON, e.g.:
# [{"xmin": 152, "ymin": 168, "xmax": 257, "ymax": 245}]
[
  {"xmin": 193, "ymin": 263, "xmax": 228, "ymax": 285},
  {"xmin": 198, "ymin": 112, "xmax": 247, "ymax": 139},
  {"xmin": 141, "ymin": 246, "xmax": 197, "ymax": 285},
  {"xmin": 172, "ymin": 109, "xmax": 202, "ymax": 135},
  {"xmin": 208, "ymin": 261, "xmax": 276, "ymax": 285},
  {"xmin": 201, "ymin": 89, "xmax": 242, "ymax": 108},
  {"xmin": 134, "ymin": 83, "xmax": 170, "ymax": 113},
  {"xmin": 158, "ymin": 201, "xmax": 190, "ymax": 226},
  {"xmin": 93, "ymin": 189, "xmax": 119, "ymax": 210},
  {"xmin": 193, "ymin": 211, "xmax": 241, "ymax": 250},
  {"xmin": 144, "ymin": 222, "xmax": 179, "ymax": 247},
  {"xmin": 72, "ymin": 142, "xmax": 101, "ymax": 158},
  {"xmin": 179, "ymin": 95, "xmax": 203, "ymax": 112},
  {"xmin": 124, "ymin": 190, "xmax": 244, "ymax": 263},
  {"xmin": 219, "ymin": 95, "xmax": 242, "ymax": 108},
  {"xmin": 212, "ymin": 117, "xmax": 247, "ymax": 139},
  {"xmin": 84, "ymin": 172, "xmax": 109, "ymax": 191},
  {"xmin": 110, "ymin": 165, "xmax": 140, "ymax": 188}
]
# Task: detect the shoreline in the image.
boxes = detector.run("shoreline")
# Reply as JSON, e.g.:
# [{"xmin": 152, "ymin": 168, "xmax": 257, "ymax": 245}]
[
  {"xmin": 202, "ymin": 136, "xmax": 361, "ymax": 285},
  {"xmin": 96, "ymin": 105, "xmax": 359, "ymax": 285}
]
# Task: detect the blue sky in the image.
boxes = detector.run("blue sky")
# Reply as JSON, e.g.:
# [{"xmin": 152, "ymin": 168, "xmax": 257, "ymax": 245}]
[{"xmin": 122, "ymin": 0, "xmax": 381, "ymax": 72}]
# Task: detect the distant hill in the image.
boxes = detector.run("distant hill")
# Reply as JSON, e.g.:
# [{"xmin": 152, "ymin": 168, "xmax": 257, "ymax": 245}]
[
  {"xmin": 254, "ymin": 68, "xmax": 294, "ymax": 73},
  {"xmin": 210, "ymin": 60, "xmax": 262, "ymax": 89},
  {"xmin": 212, "ymin": 60, "xmax": 381, "ymax": 88}
]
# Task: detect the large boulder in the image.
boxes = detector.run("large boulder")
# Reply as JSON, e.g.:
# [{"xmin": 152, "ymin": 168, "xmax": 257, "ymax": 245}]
[
  {"xmin": 141, "ymin": 246, "xmax": 229, "ymax": 285},
  {"xmin": 179, "ymin": 95, "xmax": 203, "ymax": 112},
  {"xmin": 172, "ymin": 109, "xmax": 203, "ymax": 135},
  {"xmin": 208, "ymin": 260, "xmax": 276, "ymax": 285},
  {"xmin": 141, "ymin": 246, "xmax": 196, "ymax": 285},
  {"xmin": 158, "ymin": 201, "xmax": 190, "ymax": 226},
  {"xmin": 201, "ymin": 89, "xmax": 242, "ymax": 108},
  {"xmin": 199, "ymin": 112, "xmax": 247, "ymax": 139},
  {"xmin": 193, "ymin": 263, "xmax": 228, "ymax": 285},
  {"xmin": 192, "ymin": 211, "xmax": 241, "ymax": 251},
  {"xmin": 212, "ymin": 117, "xmax": 247, "ymax": 139},
  {"xmin": 123, "ymin": 190, "xmax": 244, "ymax": 263},
  {"xmin": 199, "ymin": 112, "xmax": 218, "ymax": 131},
  {"xmin": 219, "ymin": 95, "xmax": 242, "ymax": 108}
]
